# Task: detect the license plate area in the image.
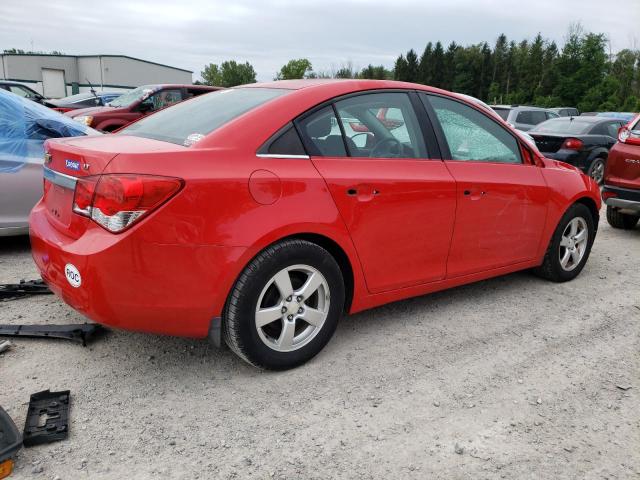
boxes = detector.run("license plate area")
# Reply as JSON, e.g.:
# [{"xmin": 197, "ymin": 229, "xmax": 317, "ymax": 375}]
[{"xmin": 45, "ymin": 182, "xmax": 74, "ymax": 228}]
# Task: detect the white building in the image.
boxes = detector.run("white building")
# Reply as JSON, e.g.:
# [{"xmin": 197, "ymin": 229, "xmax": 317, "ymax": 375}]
[{"xmin": 0, "ymin": 54, "xmax": 193, "ymax": 98}]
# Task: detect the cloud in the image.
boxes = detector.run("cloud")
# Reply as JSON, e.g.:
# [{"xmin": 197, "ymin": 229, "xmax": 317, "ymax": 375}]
[{"xmin": 1, "ymin": 0, "xmax": 637, "ymax": 81}]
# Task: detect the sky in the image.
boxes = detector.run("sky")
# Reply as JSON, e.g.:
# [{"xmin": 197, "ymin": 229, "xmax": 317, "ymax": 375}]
[{"xmin": 1, "ymin": 0, "xmax": 638, "ymax": 82}]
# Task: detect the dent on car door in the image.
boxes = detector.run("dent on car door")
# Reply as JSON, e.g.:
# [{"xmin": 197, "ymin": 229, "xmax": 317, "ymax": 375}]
[
  {"xmin": 422, "ymin": 94, "xmax": 548, "ymax": 277},
  {"xmin": 296, "ymin": 92, "xmax": 457, "ymax": 293}
]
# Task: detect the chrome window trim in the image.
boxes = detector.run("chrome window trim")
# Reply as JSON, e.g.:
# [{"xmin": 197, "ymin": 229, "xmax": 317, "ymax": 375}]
[
  {"xmin": 256, "ymin": 154, "xmax": 310, "ymax": 159},
  {"xmin": 43, "ymin": 166, "xmax": 78, "ymax": 190}
]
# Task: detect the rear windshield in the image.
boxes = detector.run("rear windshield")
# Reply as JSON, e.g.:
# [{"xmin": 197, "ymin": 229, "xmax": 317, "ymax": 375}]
[
  {"xmin": 532, "ymin": 118, "xmax": 592, "ymax": 134},
  {"xmin": 121, "ymin": 88, "xmax": 288, "ymax": 146},
  {"xmin": 492, "ymin": 108, "xmax": 510, "ymax": 121}
]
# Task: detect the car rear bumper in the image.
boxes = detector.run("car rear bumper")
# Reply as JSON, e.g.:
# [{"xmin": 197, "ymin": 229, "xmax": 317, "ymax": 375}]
[
  {"xmin": 29, "ymin": 200, "xmax": 246, "ymax": 338},
  {"xmin": 602, "ymin": 185, "xmax": 640, "ymax": 213}
]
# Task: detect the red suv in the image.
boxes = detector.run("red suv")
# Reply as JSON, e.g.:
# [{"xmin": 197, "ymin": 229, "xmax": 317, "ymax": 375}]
[
  {"xmin": 65, "ymin": 84, "xmax": 220, "ymax": 132},
  {"xmin": 602, "ymin": 115, "xmax": 640, "ymax": 229}
]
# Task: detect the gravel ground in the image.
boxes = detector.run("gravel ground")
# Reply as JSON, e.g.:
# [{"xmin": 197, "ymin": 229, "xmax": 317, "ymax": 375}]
[{"xmin": 1, "ymin": 209, "xmax": 639, "ymax": 480}]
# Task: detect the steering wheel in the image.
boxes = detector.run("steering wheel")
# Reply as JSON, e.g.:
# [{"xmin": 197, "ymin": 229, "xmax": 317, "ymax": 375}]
[{"xmin": 370, "ymin": 137, "xmax": 402, "ymax": 158}]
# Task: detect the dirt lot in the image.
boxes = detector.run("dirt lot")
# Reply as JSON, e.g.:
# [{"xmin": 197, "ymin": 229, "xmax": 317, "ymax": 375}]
[{"xmin": 1, "ymin": 209, "xmax": 639, "ymax": 480}]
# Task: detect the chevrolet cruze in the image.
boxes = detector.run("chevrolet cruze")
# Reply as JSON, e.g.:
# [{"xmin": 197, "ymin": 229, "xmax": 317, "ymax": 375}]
[{"xmin": 30, "ymin": 80, "xmax": 601, "ymax": 369}]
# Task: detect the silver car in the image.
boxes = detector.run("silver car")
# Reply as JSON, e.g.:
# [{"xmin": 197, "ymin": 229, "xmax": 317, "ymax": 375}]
[
  {"xmin": 490, "ymin": 105, "xmax": 559, "ymax": 131},
  {"xmin": 0, "ymin": 89, "xmax": 99, "ymax": 236}
]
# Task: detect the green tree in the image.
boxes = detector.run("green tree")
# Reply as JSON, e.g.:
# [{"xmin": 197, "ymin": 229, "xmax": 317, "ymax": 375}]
[
  {"xmin": 276, "ymin": 58, "xmax": 312, "ymax": 80},
  {"xmin": 359, "ymin": 65, "xmax": 390, "ymax": 79},
  {"xmin": 394, "ymin": 54, "xmax": 408, "ymax": 81},
  {"xmin": 201, "ymin": 61, "xmax": 256, "ymax": 87},
  {"xmin": 405, "ymin": 49, "xmax": 419, "ymax": 83},
  {"xmin": 430, "ymin": 42, "xmax": 446, "ymax": 88},
  {"xmin": 418, "ymin": 42, "xmax": 433, "ymax": 85}
]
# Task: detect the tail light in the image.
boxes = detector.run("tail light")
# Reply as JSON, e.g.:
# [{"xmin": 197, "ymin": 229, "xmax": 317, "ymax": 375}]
[
  {"xmin": 72, "ymin": 174, "xmax": 183, "ymax": 233},
  {"xmin": 561, "ymin": 138, "xmax": 583, "ymax": 150},
  {"xmin": 52, "ymin": 107, "xmax": 72, "ymax": 113},
  {"xmin": 602, "ymin": 190, "xmax": 617, "ymax": 201},
  {"xmin": 618, "ymin": 127, "xmax": 630, "ymax": 143}
]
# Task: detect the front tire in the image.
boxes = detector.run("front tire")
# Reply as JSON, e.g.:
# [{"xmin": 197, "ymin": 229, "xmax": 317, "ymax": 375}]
[
  {"xmin": 223, "ymin": 239, "xmax": 344, "ymax": 370},
  {"xmin": 606, "ymin": 206, "xmax": 639, "ymax": 230},
  {"xmin": 534, "ymin": 203, "xmax": 595, "ymax": 282}
]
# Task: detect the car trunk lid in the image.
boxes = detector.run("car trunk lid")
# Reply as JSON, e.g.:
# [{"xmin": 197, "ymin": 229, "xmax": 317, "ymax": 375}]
[{"xmin": 529, "ymin": 134, "xmax": 567, "ymax": 154}]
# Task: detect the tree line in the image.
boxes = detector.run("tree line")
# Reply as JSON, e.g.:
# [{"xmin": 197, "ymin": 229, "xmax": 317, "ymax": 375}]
[{"xmin": 200, "ymin": 26, "xmax": 640, "ymax": 112}]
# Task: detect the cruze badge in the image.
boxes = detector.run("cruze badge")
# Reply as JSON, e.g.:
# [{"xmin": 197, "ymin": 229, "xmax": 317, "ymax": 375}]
[
  {"xmin": 625, "ymin": 158, "xmax": 640, "ymax": 165},
  {"xmin": 65, "ymin": 159, "xmax": 81, "ymax": 171}
]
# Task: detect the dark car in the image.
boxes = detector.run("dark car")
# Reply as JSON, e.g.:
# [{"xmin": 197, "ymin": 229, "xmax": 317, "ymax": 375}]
[
  {"xmin": 0, "ymin": 81, "xmax": 54, "ymax": 107},
  {"xmin": 65, "ymin": 84, "xmax": 221, "ymax": 132},
  {"xmin": 550, "ymin": 107, "xmax": 580, "ymax": 117},
  {"xmin": 48, "ymin": 91, "xmax": 122, "ymax": 113},
  {"xmin": 529, "ymin": 116, "xmax": 627, "ymax": 184},
  {"xmin": 601, "ymin": 114, "xmax": 640, "ymax": 229}
]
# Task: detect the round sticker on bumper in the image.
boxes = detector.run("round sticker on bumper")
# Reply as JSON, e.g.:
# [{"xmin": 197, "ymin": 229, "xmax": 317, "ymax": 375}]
[{"xmin": 64, "ymin": 264, "xmax": 81, "ymax": 288}]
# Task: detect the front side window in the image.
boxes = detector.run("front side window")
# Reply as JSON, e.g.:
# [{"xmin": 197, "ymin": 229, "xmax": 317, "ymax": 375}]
[
  {"xmin": 334, "ymin": 92, "xmax": 427, "ymax": 158},
  {"xmin": 122, "ymin": 87, "xmax": 288, "ymax": 146},
  {"xmin": 426, "ymin": 95, "xmax": 522, "ymax": 164}
]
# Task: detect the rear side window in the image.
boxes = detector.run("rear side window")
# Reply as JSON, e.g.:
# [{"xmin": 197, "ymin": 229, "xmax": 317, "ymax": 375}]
[
  {"xmin": 121, "ymin": 88, "xmax": 288, "ymax": 146},
  {"xmin": 517, "ymin": 110, "xmax": 547, "ymax": 125},
  {"xmin": 260, "ymin": 124, "xmax": 307, "ymax": 156},
  {"xmin": 492, "ymin": 108, "xmax": 510, "ymax": 121},
  {"xmin": 333, "ymin": 92, "xmax": 427, "ymax": 158},
  {"xmin": 426, "ymin": 95, "xmax": 522, "ymax": 164}
]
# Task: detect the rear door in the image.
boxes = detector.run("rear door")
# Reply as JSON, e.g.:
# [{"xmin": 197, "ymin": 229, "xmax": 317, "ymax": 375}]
[
  {"xmin": 422, "ymin": 94, "xmax": 548, "ymax": 278},
  {"xmin": 297, "ymin": 91, "xmax": 457, "ymax": 293}
]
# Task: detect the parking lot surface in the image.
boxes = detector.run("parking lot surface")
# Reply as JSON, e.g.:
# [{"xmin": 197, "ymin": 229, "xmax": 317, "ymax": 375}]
[{"xmin": 1, "ymin": 208, "xmax": 639, "ymax": 479}]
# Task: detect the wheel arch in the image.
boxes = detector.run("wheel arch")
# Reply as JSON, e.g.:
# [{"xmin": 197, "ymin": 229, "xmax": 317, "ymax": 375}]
[
  {"xmin": 573, "ymin": 196, "xmax": 600, "ymax": 228},
  {"xmin": 282, "ymin": 232, "xmax": 355, "ymax": 312}
]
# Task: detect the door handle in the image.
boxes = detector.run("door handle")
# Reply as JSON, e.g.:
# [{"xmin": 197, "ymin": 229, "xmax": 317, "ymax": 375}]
[
  {"xmin": 346, "ymin": 185, "xmax": 380, "ymax": 201},
  {"xmin": 463, "ymin": 189, "xmax": 486, "ymax": 198}
]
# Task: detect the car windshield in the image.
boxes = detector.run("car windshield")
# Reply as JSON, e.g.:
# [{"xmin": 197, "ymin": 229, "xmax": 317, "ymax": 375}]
[
  {"xmin": 121, "ymin": 88, "xmax": 289, "ymax": 146},
  {"xmin": 492, "ymin": 108, "xmax": 510, "ymax": 121},
  {"xmin": 108, "ymin": 85, "xmax": 156, "ymax": 107},
  {"xmin": 532, "ymin": 118, "xmax": 592, "ymax": 134}
]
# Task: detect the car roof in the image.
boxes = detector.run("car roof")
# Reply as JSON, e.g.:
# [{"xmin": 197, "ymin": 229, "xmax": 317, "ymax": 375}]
[
  {"xmin": 239, "ymin": 79, "xmax": 451, "ymax": 92},
  {"xmin": 548, "ymin": 116, "xmax": 618, "ymax": 123},
  {"xmin": 0, "ymin": 80, "xmax": 31, "ymax": 86}
]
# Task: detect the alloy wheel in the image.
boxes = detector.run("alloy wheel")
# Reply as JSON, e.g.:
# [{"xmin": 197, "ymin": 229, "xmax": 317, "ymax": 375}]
[
  {"xmin": 559, "ymin": 217, "xmax": 588, "ymax": 271},
  {"xmin": 255, "ymin": 265, "xmax": 330, "ymax": 352},
  {"xmin": 589, "ymin": 159, "xmax": 605, "ymax": 184}
]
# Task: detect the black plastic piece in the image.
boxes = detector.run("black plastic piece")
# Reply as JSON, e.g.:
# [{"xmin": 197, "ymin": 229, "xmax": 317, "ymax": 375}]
[
  {"xmin": 0, "ymin": 323, "xmax": 107, "ymax": 347},
  {"xmin": 0, "ymin": 407, "xmax": 22, "ymax": 462},
  {"xmin": 0, "ymin": 279, "xmax": 52, "ymax": 301},
  {"xmin": 23, "ymin": 390, "xmax": 70, "ymax": 447}
]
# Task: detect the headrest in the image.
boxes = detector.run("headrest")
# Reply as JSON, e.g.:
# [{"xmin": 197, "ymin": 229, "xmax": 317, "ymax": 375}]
[{"xmin": 306, "ymin": 114, "xmax": 332, "ymax": 138}]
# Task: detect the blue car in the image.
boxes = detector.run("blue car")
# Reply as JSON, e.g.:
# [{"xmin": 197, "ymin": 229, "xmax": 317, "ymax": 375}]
[{"xmin": 0, "ymin": 89, "xmax": 100, "ymax": 236}]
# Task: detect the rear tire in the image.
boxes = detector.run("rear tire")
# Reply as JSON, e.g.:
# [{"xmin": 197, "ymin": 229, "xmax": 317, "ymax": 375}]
[
  {"xmin": 606, "ymin": 206, "xmax": 639, "ymax": 230},
  {"xmin": 223, "ymin": 239, "xmax": 344, "ymax": 370},
  {"xmin": 534, "ymin": 203, "xmax": 595, "ymax": 282},
  {"xmin": 587, "ymin": 157, "xmax": 606, "ymax": 185}
]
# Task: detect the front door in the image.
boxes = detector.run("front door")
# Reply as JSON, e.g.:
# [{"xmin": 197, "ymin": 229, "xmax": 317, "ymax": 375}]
[
  {"xmin": 422, "ymin": 94, "xmax": 548, "ymax": 278},
  {"xmin": 297, "ymin": 92, "xmax": 457, "ymax": 293}
]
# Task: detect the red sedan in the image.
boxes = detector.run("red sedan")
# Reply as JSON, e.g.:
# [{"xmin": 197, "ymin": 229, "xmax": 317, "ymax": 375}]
[{"xmin": 30, "ymin": 80, "xmax": 601, "ymax": 369}]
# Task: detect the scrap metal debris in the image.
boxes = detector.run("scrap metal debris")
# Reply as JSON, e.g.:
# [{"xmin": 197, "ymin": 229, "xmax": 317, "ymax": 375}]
[
  {"xmin": 23, "ymin": 390, "xmax": 70, "ymax": 447},
  {"xmin": 0, "ymin": 280, "xmax": 52, "ymax": 301},
  {"xmin": 0, "ymin": 341, "xmax": 12, "ymax": 354},
  {"xmin": 0, "ymin": 324, "xmax": 107, "ymax": 347}
]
